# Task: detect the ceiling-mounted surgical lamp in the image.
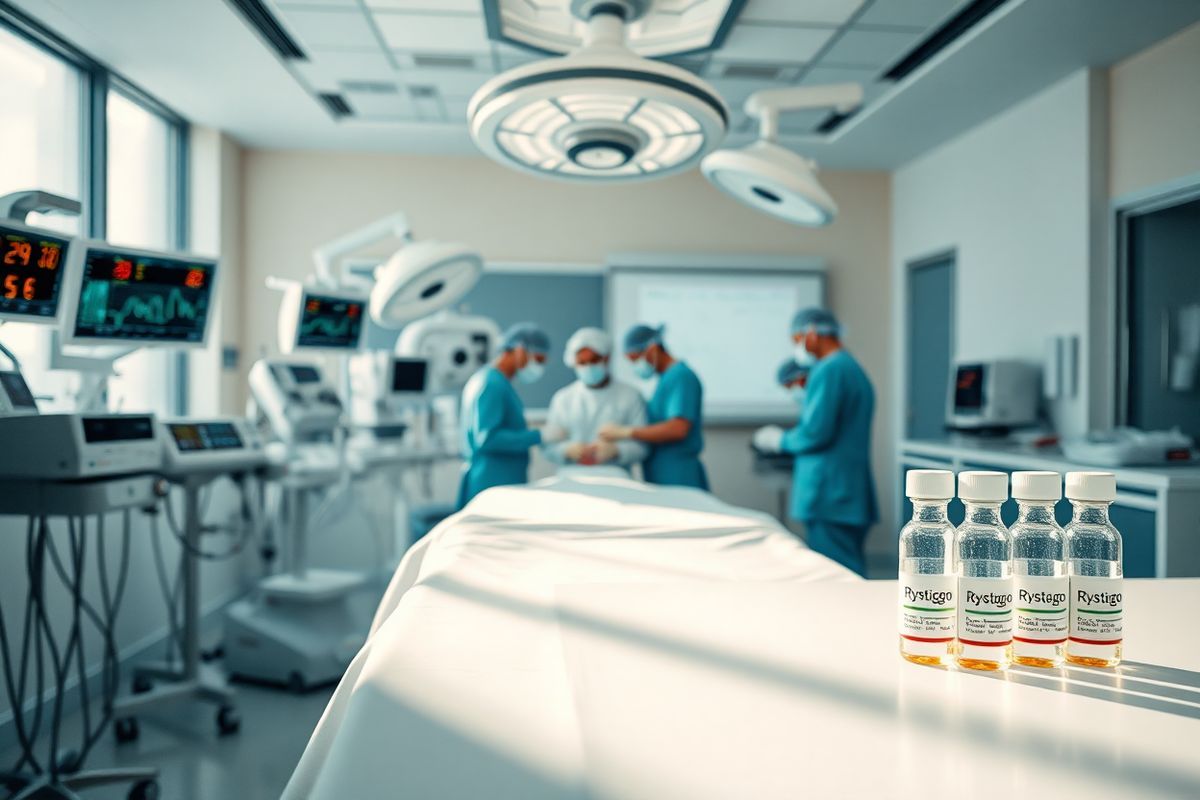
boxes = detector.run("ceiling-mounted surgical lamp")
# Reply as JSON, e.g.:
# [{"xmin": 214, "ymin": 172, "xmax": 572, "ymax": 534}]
[
  {"xmin": 701, "ymin": 83, "xmax": 863, "ymax": 226},
  {"xmin": 311, "ymin": 212, "xmax": 483, "ymax": 328}
]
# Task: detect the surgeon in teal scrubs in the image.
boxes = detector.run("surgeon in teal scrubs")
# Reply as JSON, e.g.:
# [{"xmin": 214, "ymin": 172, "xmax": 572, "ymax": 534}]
[
  {"xmin": 599, "ymin": 324, "xmax": 708, "ymax": 490},
  {"xmin": 754, "ymin": 308, "xmax": 878, "ymax": 575},
  {"xmin": 457, "ymin": 322, "xmax": 565, "ymax": 509}
]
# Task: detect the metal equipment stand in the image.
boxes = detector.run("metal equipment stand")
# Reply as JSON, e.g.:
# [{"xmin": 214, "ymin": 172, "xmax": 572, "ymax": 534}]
[{"xmin": 112, "ymin": 477, "xmax": 240, "ymax": 742}]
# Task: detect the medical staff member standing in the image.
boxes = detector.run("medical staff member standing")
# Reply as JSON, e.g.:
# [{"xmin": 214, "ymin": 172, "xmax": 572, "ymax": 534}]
[
  {"xmin": 457, "ymin": 322, "xmax": 565, "ymax": 509},
  {"xmin": 600, "ymin": 324, "xmax": 708, "ymax": 490},
  {"xmin": 754, "ymin": 308, "xmax": 878, "ymax": 575},
  {"xmin": 776, "ymin": 359, "xmax": 810, "ymax": 407},
  {"xmin": 544, "ymin": 327, "xmax": 649, "ymax": 470}
]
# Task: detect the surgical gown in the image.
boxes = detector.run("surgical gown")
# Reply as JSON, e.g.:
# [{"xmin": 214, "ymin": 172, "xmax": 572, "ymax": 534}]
[
  {"xmin": 456, "ymin": 366, "xmax": 539, "ymax": 509},
  {"xmin": 543, "ymin": 379, "xmax": 649, "ymax": 469},
  {"xmin": 779, "ymin": 349, "xmax": 878, "ymax": 573},
  {"xmin": 644, "ymin": 361, "xmax": 708, "ymax": 490}
]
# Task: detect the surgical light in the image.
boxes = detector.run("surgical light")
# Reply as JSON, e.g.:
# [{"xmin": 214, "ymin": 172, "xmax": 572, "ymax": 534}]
[
  {"xmin": 467, "ymin": 0, "xmax": 728, "ymax": 183},
  {"xmin": 701, "ymin": 84, "xmax": 863, "ymax": 227}
]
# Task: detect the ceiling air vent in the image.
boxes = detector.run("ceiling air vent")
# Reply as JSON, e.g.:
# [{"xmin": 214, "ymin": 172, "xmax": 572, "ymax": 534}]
[
  {"xmin": 225, "ymin": 0, "xmax": 306, "ymax": 60},
  {"xmin": 883, "ymin": 0, "xmax": 1010, "ymax": 81},
  {"xmin": 340, "ymin": 80, "xmax": 399, "ymax": 95},
  {"xmin": 815, "ymin": 109, "xmax": 857, "ymax": 135},
  {"xmin": 722, "ymin": 63, "xmax": 783, "ymax": 81},
  {"xmin": 412, "ymin": 54, "xmax": 477, "ymax": 70},
  {"xmin": 318, "ymin": 93, "xmax": 353, "ymax": 118}
]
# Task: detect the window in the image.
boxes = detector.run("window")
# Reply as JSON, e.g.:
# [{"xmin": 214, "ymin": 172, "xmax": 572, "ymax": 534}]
[{"xmin": 105, "ymin": 89, "xmax": 180, "ymax": 416}]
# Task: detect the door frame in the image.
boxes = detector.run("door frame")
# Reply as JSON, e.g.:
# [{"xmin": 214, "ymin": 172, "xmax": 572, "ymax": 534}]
[{"xmin": 903, "ymin": 249, "xmax": 957, "ymax": 440}]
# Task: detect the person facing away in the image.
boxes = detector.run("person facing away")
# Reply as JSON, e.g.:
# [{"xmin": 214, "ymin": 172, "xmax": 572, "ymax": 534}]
[
  {"xmin": 456, "ymin": 322, "xmax": 566, "ymax": 509},
  {"xmin": 599, "ymin": 323, "xmax": 708, "ymax": 491},
  {"xmin": 543, "ymin": 327, "xmax": 649, "ymax": 471},
  {"xmin": 753, "ymin": 308, "xmax": 878, "ymax": 576}
]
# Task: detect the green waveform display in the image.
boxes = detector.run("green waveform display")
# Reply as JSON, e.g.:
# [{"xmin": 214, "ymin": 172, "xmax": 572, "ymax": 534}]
[
  {"xmin": 297, "ymin": 298, "xmax": 363, "ymax": 348},
  {"xmin": 75, "ymin": 279, "xmax": 210, "ymax": 342}
]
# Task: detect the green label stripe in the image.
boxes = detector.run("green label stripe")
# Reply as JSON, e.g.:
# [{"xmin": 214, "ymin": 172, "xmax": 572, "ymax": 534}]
[
  {"xmin": 1017, "ymin": 608, "xmax": 1066, "ymax": 614},
  {"xmin": 1076, "ymin": 608, "xmax": 1122, "ymax": 615},
  {"xmin": 904, "ymin": 605, "xmax": 954, "ymax": 613},
  {"xmin": 965, "ymin": 609, "xmax": 1012, "ymax": 616}
]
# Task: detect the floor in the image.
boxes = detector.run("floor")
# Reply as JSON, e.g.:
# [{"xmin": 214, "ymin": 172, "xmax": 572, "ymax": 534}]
[{"xmin": 4, "ymin": 677, "xmax": 334, "ymax": 800}]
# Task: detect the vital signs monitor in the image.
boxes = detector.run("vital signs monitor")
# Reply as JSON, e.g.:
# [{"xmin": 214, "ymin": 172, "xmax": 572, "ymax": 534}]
[
  {"xmin": 0, "ymin": 220, "xmax": 72, "ymax": 324},
  {"xmin": 62, "ymin": 243, "xmax": 218, "ymax": 347},
  {"xmin": 276, "ymin": 284, "xmax": 366, "ymax": 353}
]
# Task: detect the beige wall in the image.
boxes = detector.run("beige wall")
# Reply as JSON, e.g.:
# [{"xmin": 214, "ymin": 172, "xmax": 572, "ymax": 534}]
[
  {"xmin": 1110, "ymin": 21, "xmax": 1200, "ymax": 199},
  {"xmin": 239, "ymin": 151, "xmax": 894, "ymax": 557}
]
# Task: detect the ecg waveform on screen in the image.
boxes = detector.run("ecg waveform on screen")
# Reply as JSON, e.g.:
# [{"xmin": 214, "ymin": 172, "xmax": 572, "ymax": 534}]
[
  {"xmin": 300, "ymin": 315, "xmax": 355, "ymax": 339},
  {"xmin": 78, "ymin": 280, "xmax": 206, "ymax": 338},
  {"xmin": 109, "ymin": 288, "xmax": 202, "ymax": 328}
]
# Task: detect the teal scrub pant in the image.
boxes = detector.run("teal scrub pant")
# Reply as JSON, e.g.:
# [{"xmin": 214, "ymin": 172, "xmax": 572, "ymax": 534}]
[{"xmin": 804, "ymin": 519, "xmax": 868, "ymax": 577}]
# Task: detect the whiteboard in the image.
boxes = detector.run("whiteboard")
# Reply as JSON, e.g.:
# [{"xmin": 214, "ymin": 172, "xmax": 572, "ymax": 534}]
[{"xmin": 609, "ymin": 262, "xmax": 825, "ymax": 422}]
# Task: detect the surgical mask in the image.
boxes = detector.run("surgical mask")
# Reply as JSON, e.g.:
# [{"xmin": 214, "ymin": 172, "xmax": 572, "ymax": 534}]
[
  {"xmin": 632, "ymin": 358, "xmax": 656, "ymax": 380},
  {"xmin": 794, "ymin": 344, "xmax": 815, "ymax": 366},
  {"xmin": 517, "ymin": 359, "xmax": 545, "ymax": 384},
  {"xmin": 575, "ymin": 364, "xmax": 607, "ymax": 387},
  {"xmin": 790, "ymin": 386, "xmax": 807, "ymax": 407}
]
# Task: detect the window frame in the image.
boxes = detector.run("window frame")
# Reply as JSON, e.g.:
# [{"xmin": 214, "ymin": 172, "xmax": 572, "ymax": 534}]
[{"xmin": 1, "ymin": 2, "xmax": 193, "ymax": 415}]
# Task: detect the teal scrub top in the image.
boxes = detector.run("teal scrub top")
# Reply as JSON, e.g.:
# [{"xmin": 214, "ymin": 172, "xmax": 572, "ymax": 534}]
[
  {"xmin": 780, "ymin": 349, "xmax": 879, "ymax": 527},
  {"xmin": 644, "ymin": 361, "xmax": 708, "ymax": 490},
  {"xmin": 456, "ymin": 366, "xmax": 540, "ymax": 509}
]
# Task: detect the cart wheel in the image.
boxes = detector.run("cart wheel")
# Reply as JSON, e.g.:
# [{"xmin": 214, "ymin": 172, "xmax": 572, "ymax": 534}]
[
  {"xmin": 216, "ymin": 705, "xmax": 241, "ymax": 736},
  {"xmin": 287, "ymin": 671, "xmax": 307, "ymax": 694},
  {"xmin": 132, "ymin": 675, "xmax": 153, "ymax": 694},
  {"xmin": 128, "ymin": 778, "xmax": 159, "ymax": 800},
  {"xmin": 114, "ymin": 717, "xmax": 140, "ymax": 744}
]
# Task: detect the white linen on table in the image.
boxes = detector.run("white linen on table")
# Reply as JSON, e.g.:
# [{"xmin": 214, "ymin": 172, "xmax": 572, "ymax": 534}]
[{"xmin": 283, "ymin": 470, "xmax": 856, "ymax": 800}]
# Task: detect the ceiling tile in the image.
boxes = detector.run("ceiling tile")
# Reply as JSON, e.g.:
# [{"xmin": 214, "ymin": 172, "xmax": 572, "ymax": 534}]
[
  {"xmin": 712, "ymin": 23, "xmax": 835, "ymax": 63},
  {"xmin": 739, "ymin": 0, "xmax": 865, "ymax": 26},
  {"xmin": 441, "ymin": 95, "xmax": 474, "ymax": 123},
  {"xmin": 366, "ymin": 0, "xmax": 482, "ymax": 12},
  {"xmin": 798, "ymin": 63, "xmax": 881, "ymax": 85},
  {"xmin": 276, "ymin": 8, "xmax": 381, "ymax": 50},
  {"xmin": 398, "ymin": 67, "xmax": 491, "ymax": 96},
  {"xmin": 856, "ymin": 0, "xmax": 966, "ymax": 29},
  {"xmin": 708, "ymin": 77, "xmax": 793, "ymax": 111},
  {"xmin": 818, "ymin": 27, "xmax": 923, "ymax": 67},
  {"xmin": 275, "ymin": 0, "xmax": 358, "ymax": 8},
  {"xmin": 778, "ymin": 108, "xmax": 830, "ymax": 134},
  {"xmin": 372, "ymin": 10, "xmax": 492, "ymax": 51},
  {"xmin": 344, "ymin": 91, "xmax": 418, "ymax": 120},
  {"xmin": 292, "ymin": 50, "xmax": 396, "ymax": 91}
]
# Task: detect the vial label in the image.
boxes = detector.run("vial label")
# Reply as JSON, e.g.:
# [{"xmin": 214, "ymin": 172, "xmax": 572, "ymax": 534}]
[
  {"xmin": 1069, "ymin": 575, "xmax": 1123, "ymax": 645},
  {"xmin": 957, "ymin": 577, "xmax": 1013, "ymax": 647},
  {"xmin": 1014, "ymin": 575, "xmax": 1068, "ymax": 644},
  {"xmin": 898, "ymin": 573, "xmax": 955, "ymax": 643}
]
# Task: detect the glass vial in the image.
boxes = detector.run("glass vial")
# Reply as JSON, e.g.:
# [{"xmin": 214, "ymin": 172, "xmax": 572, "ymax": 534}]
[
  {"xmin": 955, "ymin": 471, "xmax": 1013, "ymax": 671},
  {"xmin": 1065, "ymin": 472, "xmax": 1123, "ymax": 668},
  {"xmin": 898, "ymin": 470, "xmax": 956, "ymax": 666},
  {"xmin": 1010, "ymin": 471, "xmax": 1068, "ymax": 668}
]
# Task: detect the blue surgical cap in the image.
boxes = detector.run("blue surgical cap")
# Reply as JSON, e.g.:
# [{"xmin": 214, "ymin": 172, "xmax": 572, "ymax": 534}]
[
  {"xmin": 790, "ymin": 307, "xmax": 841, "ymax": 337},
  {"xmin": 500, "ymin": 322, "xmax": 550, "ymax": 354},
  {"xmin": 623, "ymin": 323, "xmax": 664, "ymax": 353},
  {"xmin": 776, "ymin": 359, "xmax": 810, "ymax": 386}
]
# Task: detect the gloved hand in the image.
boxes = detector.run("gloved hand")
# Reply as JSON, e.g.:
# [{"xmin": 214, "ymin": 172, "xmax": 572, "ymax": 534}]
[
  {"xmin": 564, "ymin": 441, "xmax": 588, "ymax": 461},
  {"xmin": 598, "ymin": 422, "xmax": 634, "ymax": 441},
  {"xmin": 591, "ymin": 439, "xmax": 619, "ymax": 464},
  {"xmin": 540, "ymin": 424, "xmax": 568, "ymax": 445},
  {"xmin": 753, "ymin": 425, "xmax": 785, "ymax": 453}
]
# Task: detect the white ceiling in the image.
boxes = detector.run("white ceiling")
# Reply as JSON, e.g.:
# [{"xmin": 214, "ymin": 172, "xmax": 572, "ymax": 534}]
[{"xmin": 15, "ymin": 0, "xmax": 1200, "ymax": 168}]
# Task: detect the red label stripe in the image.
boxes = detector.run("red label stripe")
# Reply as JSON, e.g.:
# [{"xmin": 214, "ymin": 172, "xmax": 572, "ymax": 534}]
[
  {"xmin": 1014, "ymin": 636, "xmax": 1068, "ymax": 644},
  {"xmin": 1069, "ymin": 636, "xmax": 1123, "ymax": 645},
  {"xmin": 901, "ymin": 634, "xmax": 954, "ymax": 643},
  {"xmin": 958, "ymin": 638, "xmax": 1012, "ymax": 647}
]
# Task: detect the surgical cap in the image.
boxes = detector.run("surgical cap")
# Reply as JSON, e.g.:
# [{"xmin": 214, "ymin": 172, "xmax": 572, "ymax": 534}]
[
  {"xmin": 790, "ymin": 307, "xmax": 841, "ymax": 337},
  {"xmin": 500, "ymin": 322, "xmax": 550, "ymax": 354},
  {"xmin": 776, "ymin": 359, "xmax": 811, "ymax": 386},
  {"xmin": 623, "ymin": 323, "xmax": 664, "ymax": 353},
  {"xmin": 563, "ymin": 327, "xmax": 612, "ymax": 366}
]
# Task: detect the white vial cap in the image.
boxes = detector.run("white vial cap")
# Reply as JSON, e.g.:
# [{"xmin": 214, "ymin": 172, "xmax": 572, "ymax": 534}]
[
  {"xmin": 906, "ymin": 469, "xmax": 953, "ymax": 500},
  {"xmin": 1012, "ymin": 471, "xmax": 1062, "ymax": 501},
  {"xmin": 958, "ymin": 470, "xmax": 1008, "ymax": 502},
  {"xmin": 1066, "ymin": 471, "xmax": 1116, "ymax": 502}
]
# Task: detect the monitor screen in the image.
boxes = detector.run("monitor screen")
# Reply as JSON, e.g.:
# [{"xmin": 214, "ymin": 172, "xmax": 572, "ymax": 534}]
[
  {"xmin": 954, "ymin": 364, "xmax": 985, "ymax": 412},
  {"xmin": 391, "ymin": 358, "xmax": 428, "ymax": 393},
  {"xmin": 168, "ymin": 422, "xmax": 243, "ymax": 451},
  {"xmin": 81, "ymin": 415, "xmax": 156, "ymax": 443},
  {"xmin": 0, "ymin": 223, "xmax": 70, "ymax": 321},
  {"xmin": 288, "ymin": 364, "xmax": 322, "ymax": 384},
  {"xmin": 72, "ymin": 247, "xmax": 216, "ymax": 344},
  {"xmin": 296, "ymin": 293, "xmax": 364, "ymax": 350}
]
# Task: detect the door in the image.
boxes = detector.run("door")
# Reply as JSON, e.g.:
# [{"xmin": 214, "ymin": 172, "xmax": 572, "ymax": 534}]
[{"xmin": 906, "ymin": 255, "xmax": 955, "ymax": 440}]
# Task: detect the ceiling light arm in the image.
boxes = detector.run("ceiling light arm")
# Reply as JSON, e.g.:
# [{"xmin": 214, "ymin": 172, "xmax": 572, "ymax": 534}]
[
  {"xmin": 744, "ymin": 83, "xmax": 864, "ymax": 143},
  {"xmin": 312, "ymin": 212, "xmax": 412, "ymax": 289},
  {"xmin": 0, "ymin": 190, "xmax": 81, "ymax": 224}
]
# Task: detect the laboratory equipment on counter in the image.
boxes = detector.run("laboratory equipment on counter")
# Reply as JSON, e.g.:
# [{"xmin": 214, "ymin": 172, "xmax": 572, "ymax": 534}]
[
  {"xmin": 1010, "ymin": 471, "xmax": 1069, "ymax": 669},
  {"xmin": 946, "ymin": 360, "xmax": 1040, "ymax": 434},
  {"xmin": 111, "ymin": 419, "xmax": 269, "ymax": 744},
  {"xmin": 898, "ymin": 469, "xmax": 957, "ymax": 667},
  {"xmin": 226, "ymin": 359, "xmax": 366, "ymax": 692},
  {"xmin": 954, "ymin": 471, "xmax": 1013, "ymax": 671},
  {"xmin": 1060, "ymin": 427, "xmax": 1195, "ymax": 466},
  {"xmin": 1064, "ymin": 471, "xmax": 1123, "ymax": 668},
  {"xmin": 702, "ymin": 84, "xmax": 862, "ymax": 227}
]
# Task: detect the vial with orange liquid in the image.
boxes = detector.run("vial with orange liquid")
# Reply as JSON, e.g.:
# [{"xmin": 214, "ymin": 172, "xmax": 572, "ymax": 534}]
[{"xmin": 898, "ymin": 470, "xmax": 957, "ymax": 666}]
